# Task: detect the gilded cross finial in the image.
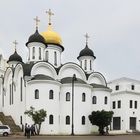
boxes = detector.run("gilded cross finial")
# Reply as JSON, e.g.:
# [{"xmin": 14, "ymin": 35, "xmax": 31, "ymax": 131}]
[
  {"xmin": 13, "ymin": 40, "xmax": 18, "ymax": 51},
  {"xmin": 34, "ymin": 16, "xmax": 40, "ymax": 30},
  {"xmin": 46, "ymin": 9, "xmax": 54, "ymax": 25},
  {"xmin": 84, "ymin": 33, "xmax": 90, "ymax": 45}
]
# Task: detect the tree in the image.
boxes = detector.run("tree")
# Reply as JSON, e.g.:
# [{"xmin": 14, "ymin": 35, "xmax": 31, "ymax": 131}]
[
  {"xmin": 24, "ymin": 106, "xmax": 47, "ymax": 135},
  {"xmin": 89, "ymin": 110, "xmax": 113, "ymax": 135}
]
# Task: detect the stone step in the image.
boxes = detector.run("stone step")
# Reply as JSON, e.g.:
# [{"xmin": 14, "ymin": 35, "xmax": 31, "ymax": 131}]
[{"xmin": 0, "ymin": 112, "xmax": 22, "ymax": 132}]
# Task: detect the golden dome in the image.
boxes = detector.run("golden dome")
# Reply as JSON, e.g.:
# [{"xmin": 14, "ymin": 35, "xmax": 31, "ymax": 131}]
[{"xmin": 41, "ymin": 24, "xmax": 62, "ymax": 45}]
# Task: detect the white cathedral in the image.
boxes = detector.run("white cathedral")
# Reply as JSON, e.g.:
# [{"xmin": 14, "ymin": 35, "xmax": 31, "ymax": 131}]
[{"xmin": 0, "ymin": 10, "xmax": 140, "ymax": 135}]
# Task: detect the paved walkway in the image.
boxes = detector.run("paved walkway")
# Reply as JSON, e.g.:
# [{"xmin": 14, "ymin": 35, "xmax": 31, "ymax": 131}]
[{"xmin": 0, "ymin": 134, "xmax": 139, "ymax": 140}]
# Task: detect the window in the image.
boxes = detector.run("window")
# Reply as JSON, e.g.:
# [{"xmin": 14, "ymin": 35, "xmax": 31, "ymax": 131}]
[
  {"xmin": 49, "ymin": 90, "xmax": 54, "ymax": 99},
  {"xmin": 92, "ymin": 96, "xmax": 97, "ymax": 104},
  {"xmin": 9, "ymin": 83, "xmax": 13, "ymax": 105},
  {"xmin": 39, "ymin": 47, "xmax": 41, "ymax": 60},
  {"xmin": 35, "ymin": 89, "xmax": 39, "ymax": 99},
  {"xmin": 20, "ymin": 116, "xmax": 22, "ymax": 124},
  {"xmin": 9, "ymin": 84, "xmax": 12, "ymax": 105},
  {"xmin": 118, "ymin": 100, "xmax": 121, "ymax": 108},
  {"xmin": 131, "ymin": 85, "xmax": 135, "ymax": 90},
  {"xmin": 49, "ymin": 115, "xmax": 53, "ymax": 124},
  {"xmin": 66, "ymin": 92, "xmax": 70, "ymax": 101},
  {"xmin": 115, "ymin": 85, "xmax": 119, "ymax": 90},
  {"xmin": 130, "ymin": 100, "xmax": 133, "ymax": 108},
  {"xmin": 46, "ymin": 51, "xmax": 48, "ymax": 62},
  {"xmin": 82, "ymin": 93, "xmax": 86, "ymax": 102},
  {"xmin": 112, "ymin": 101, "xmax": 116, "ymax": 109},
  {"xmin": 32, "ymin": 47, "xmax": 35, "ymax": 59},
  {"xmin": 11, "ymin": 83, "xmax": 13, "ymax": 104},
  {"xmin": 28, "ymin": 48, "xmax": 30, "ymax": 60},
  {"xmin": 135, "ymin": 101, "xmax": 137, "ymax": 109},
  {"xmin": 54, "ymin": 51, "xmax": 57, "ymax": 66},
  {"xmin": 82, "ymin": 116, "xmax": 85, "ymax": 125},
  {"xmin": 80, "ymin": 61, "xmax": 82, "ymax": 67},
  {"xmin": 90, "ymin": 60, "xmax": 92, "ymax": 70},
  {"xmin": 104, "ymin": 96, "xmax": 107, "ymax": 104},
  {"xmin": 66, "ymin": 116, "xmax": 70, "ymax": 125},
  {"xmin": 85, "ymin": 60, "xmax": 87, "ymax": 70},
  {"xmin": 20, "ymin": 77, "xmax": 23, "ymax": 102}
]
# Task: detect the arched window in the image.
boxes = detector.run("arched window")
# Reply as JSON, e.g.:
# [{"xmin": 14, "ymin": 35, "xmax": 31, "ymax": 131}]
[
  {"xmin": 80, "ymin": 61, "xmax": 82, "ymax": 67},
  {"xmin": 85, "ymin": 60, "xmax": 87, "ymax": 70},
  {"xmin": 39, "ymin": 47, "xmax": 41, "ymax": 60},
  {"xmin": 20, "ymin": 116, "xmax": 22, "ymax": 124},
  {"xmin": 82, "ymin": 116, "xmax": 85, "ymax": 125},
  {"xmin": 92, "ymin": 96, "xmax": 97, "ymax": 104},
  {"xmin": 54, "ymin": 51, "xmax": 57, "ymax": 66},
  {"xmin": 66, "ymin": 116, "xmax": 70, "ymax": 125},
  {"xmin": 82, "ymin": 93, "xmax": 86, "ymax": 102},
  {"xmin": 35, "ymin": 89, "xmax": 39, "ymax": 99},
  {"xmin": 46, "ymin": 51, "xmax": 48, "ymax": 62},
  {"xmin": 49, "ymin": 90, "xmax": 54, "ymax": 99},
  {"xmin": 20, "ymin": 77, "xmax": 23, "ymax": 102},
  {"xmin": 32, "ymin": 47, "xmax": 35, "ymax": 59},
  {"xmin": 66, "ymin": 92, "xmax": 70, "ymax": 101},
  {"xmin": 9, "ymin": 84, "xmax": 12, "ymax": 105},
  {"xmin": 131, "ymin": 85, "xmax": 135, "ymax": 90},
  {"xmin": 104, "ymin": 96, "xmax": 107, "ymax": 104},
  {"xmin": 90, "ymin": 60, "xmax": 92, "ymax": 70},
  {"xmin": 49, "ymin": 115, "xmax": 53, "ymax": 124}
]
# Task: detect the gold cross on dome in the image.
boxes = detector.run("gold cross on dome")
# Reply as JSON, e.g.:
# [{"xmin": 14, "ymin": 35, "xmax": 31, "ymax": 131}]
[
  {"xmin": 34, "ymin": 16, "xmax": 40, "ymax": 29},
  {"xmin": 46, "ymin": 9, "xmax": 54, "ymax": 25},
  {"xmin": 13, "ymin": 40, "xmax": 18, "ymax": 51},
  {"xmin": 84, "ymin": 33, "xmax": 90, "ymax": 44}
]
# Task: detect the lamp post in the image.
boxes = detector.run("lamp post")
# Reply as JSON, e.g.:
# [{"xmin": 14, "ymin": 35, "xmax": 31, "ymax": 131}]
[{"xmin": 71, "ymin": 74, "xmax": 76, "ymax": 135}]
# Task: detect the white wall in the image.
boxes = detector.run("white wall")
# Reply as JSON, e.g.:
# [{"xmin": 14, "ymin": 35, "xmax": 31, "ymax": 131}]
[
  {"xmin": 109, "ymin": 78, "xmax": 140, "ymax": 132},
  {"xmin": 26, "ymin": 80, "xmax": 61, "ymax": 134}
]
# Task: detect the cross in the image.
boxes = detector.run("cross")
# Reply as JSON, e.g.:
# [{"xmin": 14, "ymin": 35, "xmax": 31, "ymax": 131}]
[
  {"xmin": 13, "ymin": 40, "xmax": 18, "ymax": 51},
  {"xmin": 46, "ymin": 9, "xmax": 54, "ymax": 25},
  {"xmin": 84, "ymin": 33, "xmax": 90, "ymax": 44},
  {"xmin": 34, "ymin": 16, "xmax": 40, "ymax": 29}
]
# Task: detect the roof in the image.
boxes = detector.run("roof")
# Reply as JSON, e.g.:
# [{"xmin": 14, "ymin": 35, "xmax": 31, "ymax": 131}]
[
  {"xmin": 31, "ymin": 74, "xmax": 54, "ymax": 81},
  {"xmin": 7, "ymin": 50, "xmax": 23, "ymax": 63},
  {"xmin": 22, "ymin": 63, "xmax": 34, "ymax": 76},
  {"xmin": 77, "ymin": 44, "xmax": 96, "ymax": 59},
  {"xmin": 108, "ymin": 77, "xmax": 140, "ymax": 84},
  {"xmin": 61, "ymin": 77, "xmax": 86, "ymax": 84},
  {"xmin": 26, "ymin": 29, "xmax": 46, "ymax": 46},
  {"xmin": 90, "ymin": 83, "xmax": 110, "ymax": 89}
]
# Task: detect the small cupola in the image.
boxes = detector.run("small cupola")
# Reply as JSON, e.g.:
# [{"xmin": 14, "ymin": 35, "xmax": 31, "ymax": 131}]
[
  {"xmin": 26, "ymin": 16, "xmax": 46, "ymax": 62},
  {"xmin": 77, "ymin": 44, "xmax": 96, "ymax": 59},
  {"xmin": 8, "ymin": 50, "xmax": 23, "ymax": 63},
  {"xmin": 7, "ymin": 40, "xmax": 23, "ymax": 67},
  {"xmin": 77, "ymin": 33, "xmax": 96, "ymax": 73},
  {"xmin": 26, "ymin": 29, "xmax": 46, "ymax": 46}
]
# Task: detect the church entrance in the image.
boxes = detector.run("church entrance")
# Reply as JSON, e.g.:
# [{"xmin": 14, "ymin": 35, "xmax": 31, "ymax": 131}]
[
  {"xmin": 113, "ymin": 117, "xmax": 121, "ymax": 130},
  {"xmin": 130, "ymin": 117, "xmax": 136, "ymax": 130}
]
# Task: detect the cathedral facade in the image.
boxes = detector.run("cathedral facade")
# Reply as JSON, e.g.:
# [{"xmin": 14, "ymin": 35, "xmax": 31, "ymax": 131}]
[{"xmin": 0, "ymin": 11, "xmax": 140, "ymax": 135}]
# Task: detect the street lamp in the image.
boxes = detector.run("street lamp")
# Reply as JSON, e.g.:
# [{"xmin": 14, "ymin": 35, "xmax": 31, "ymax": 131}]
[{"xmin": 71, "ymin": 74, "xmax": 76, "ymax": 135}]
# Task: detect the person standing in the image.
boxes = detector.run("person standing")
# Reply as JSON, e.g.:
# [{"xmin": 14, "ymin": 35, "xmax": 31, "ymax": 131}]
[
  {"xmin": 31, "ymin": 124, "xmax": 36, "ymax": 136},
  {"xmin": 26, "ymin": 125, "xmax": 31, "ymax": 139},
  {"xmin": 24, "ymin": 123, "xmax": 28, "ymax": 136}
]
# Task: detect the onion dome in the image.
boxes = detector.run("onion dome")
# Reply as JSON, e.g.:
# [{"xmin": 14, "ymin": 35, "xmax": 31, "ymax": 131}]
[
  {"xmin": 26, "ymin": 29, "xmax": 46, "ymax": 46},
  {"xmin": 7, "ymin": 50, "xmax": 23, "ymax": 63},
  {"xmin": 77, "ymin": 44, "xmax": 96, "ymax": 59},
  {"xmin": 41, "ymin": 24, "xmax": 62, "ymax": 45}
]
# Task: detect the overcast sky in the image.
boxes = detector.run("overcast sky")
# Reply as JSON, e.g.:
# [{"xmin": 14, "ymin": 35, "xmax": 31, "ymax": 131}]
[{"xmin": 0, "ymin": 0, "xmax": 140, "ymax": 81}]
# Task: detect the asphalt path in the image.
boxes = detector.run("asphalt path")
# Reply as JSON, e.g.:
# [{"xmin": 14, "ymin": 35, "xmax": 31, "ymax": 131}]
[{"xmin": 0, "ymin": 135, "xmax": 140, "ymax": 140}]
